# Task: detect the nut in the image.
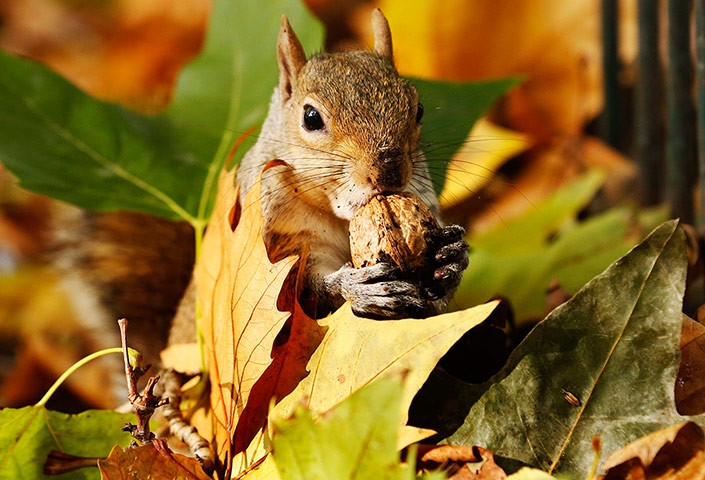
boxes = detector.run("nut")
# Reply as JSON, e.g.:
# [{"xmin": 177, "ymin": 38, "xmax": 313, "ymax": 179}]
[{"xmin": 349, "ymin": 193, "xmax": 440, "ymax": 271}]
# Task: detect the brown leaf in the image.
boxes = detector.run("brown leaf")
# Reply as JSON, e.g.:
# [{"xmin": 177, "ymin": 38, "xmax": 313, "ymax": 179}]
[
  {"xmin": 98, "ymin": 439, "xmax": 210, "ymax": 480},
  {"xmin": 417, "ymin": 445, "xmax": 507, "ymax": 480},
  {"xmin": 600, "ymin": 422, "xmax": 705, "ymax": 480},
  {"xmin": 676, "ymin": 315, "xmax": 705, "ymax": 415}
]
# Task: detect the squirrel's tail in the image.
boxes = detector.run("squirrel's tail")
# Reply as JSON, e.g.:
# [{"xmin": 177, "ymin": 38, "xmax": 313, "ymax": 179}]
[{"xmin": 51, "ymin": 207, "xmax": 195, "ymax": 367}]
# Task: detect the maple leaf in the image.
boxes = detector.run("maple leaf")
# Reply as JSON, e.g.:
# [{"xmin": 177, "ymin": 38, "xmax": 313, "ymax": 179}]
[
  {"xmin": 196, "ymin": 167, "xmax": 497, "ymax": 478},
  {"xmin": 99, "ymin": 438, "xmax": 210, "ymax": 480}
]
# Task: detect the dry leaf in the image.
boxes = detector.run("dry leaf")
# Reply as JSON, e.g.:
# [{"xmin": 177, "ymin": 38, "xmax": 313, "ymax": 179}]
[
  {"xmin": 676, "ymin": 315, "xmax": 705, "ymax": 415},
  {"xmin": 160, "ymin": 343, "xmax": 202, "ymax": 376},
  {"xmin": 196, "ymin": 167, "xmax": 498, "ymax": 476},
  {"xmin": 600, "ymin": 422, "xmax": 705, "ymax": 480},
  {"xmin": 195, "ymin": 168, "xmax": 316, "ymax": 476},
  {"xmin": 98, "ymin": 439, "xmax": 210, "ymax": 480},
  {"xmin": 417, "ymin": 445, "xmax": 507, "ymax": 480}
]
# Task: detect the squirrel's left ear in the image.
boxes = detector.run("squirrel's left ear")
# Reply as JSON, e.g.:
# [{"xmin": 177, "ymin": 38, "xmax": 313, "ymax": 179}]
[
  {"xmin": 278, "ymin": 16, "xmax": 307, "ymax": 102},
  {"xmin": 371, "ymin": 8, "xmax": 393, "ymax": 62}
]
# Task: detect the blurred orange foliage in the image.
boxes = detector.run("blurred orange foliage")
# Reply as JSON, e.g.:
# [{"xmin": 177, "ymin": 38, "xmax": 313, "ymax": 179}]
[{"xmin": 0, "ymin": 0, "xmax": 208, "ymax": 112}]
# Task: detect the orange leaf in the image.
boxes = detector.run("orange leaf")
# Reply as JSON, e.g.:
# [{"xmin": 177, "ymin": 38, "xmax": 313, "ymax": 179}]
[
  {"xmin": 676, "ymin": 315, "xmax": 705, "ymax": 415},
  {"xmin": 417, "ymin": 445, "xmax": 507, "ymax": 480},
  {"xmin": 98, "ymin": 439, "xmax": 210, "ymax": 480},
  {"xmin": 600, "ymin": 422, "xmax": 705, "ymax": 480}
]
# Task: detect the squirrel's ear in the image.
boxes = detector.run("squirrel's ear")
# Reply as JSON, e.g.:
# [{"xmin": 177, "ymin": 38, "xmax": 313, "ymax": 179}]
[
  {"xmin": 278, "ymin": 16, "xmax": 307, "ymax": 102},
  {"xmin": 371, "ymin": 8, "xmax": 393, "ymax": 62}
]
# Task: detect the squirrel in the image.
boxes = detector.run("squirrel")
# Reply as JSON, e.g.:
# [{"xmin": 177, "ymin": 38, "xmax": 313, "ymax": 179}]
[
  {"xmin": 54, "ymin": 9, "xmax": 469, "ymax": 371},
  {"xmin": 234, "ymin": 10, "xmax": 469, "ymax": 320}
]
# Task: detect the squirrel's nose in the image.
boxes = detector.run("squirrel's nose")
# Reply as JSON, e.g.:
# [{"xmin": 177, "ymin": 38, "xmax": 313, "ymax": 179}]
[{"xmin": 372, "ymin": 148, "xmax": 410, "ymax": 191}]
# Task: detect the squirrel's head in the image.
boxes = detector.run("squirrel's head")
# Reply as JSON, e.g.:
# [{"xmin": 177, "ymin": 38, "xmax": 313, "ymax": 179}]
[{"xmin": 275, "ymin": 9, "xmax": 425, "ymax": 220}]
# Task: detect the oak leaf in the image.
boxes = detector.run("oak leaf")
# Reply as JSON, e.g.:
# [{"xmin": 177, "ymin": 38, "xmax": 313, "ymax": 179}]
[{"xmin": 196, "ymin": 168, "xmax": 498, "ymax": 477}]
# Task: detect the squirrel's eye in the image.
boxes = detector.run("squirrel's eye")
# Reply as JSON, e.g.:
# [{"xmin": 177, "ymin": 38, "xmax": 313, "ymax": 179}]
[
  {"xmin": 303, "ymin": 104, "xmax": 325, "ymax": 131},
  {"xmin": 415, "ymin": 102, "xmax": 424, "ymax": 123}
]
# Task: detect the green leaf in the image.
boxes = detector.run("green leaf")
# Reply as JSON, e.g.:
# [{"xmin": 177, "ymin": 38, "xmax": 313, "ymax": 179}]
[
  {"xmin": 454, "ymin": 171, "xmax": 669, "ymax": 322},
  {"xmin": 447, "ymin": 220, "xmax": 699, "ymax": 476},
  {"xmin": 0, "ymin": 1, "xmax": 512, "ymax": 221},
  {"xmin": 271, "ymin": 375, "xmax": 423, "ymax": 480},
  {"xmin": 0, "ymin": 0, "xmax": 323, "ymax": 224},
  {"xmin": 0, "ymin": 406, "xmax": 134, "ymax": 480},
  {"xmin": 412, "ymin": 77, "xmax": 520, "ymax": 194}
]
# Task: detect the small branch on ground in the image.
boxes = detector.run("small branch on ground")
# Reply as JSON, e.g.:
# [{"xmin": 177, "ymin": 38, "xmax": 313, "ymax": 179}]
[
  {"xmin": 158, "ymin": 369, "xmax": 215, "ymax": 474},
  {"xmin": 118, "ymin": 318, "xmax": 168, "ymax": 445}
]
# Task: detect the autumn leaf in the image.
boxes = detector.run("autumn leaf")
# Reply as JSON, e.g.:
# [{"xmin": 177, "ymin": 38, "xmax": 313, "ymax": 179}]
[
  {"xmin": 270, "ymin": 301, "xmax": 497, "ymax": 444},
  {"xmin": 378, "ymin": 0, "xmax": 604, "ymax": 139},
  {"xmin": 98, "ymin": 438, "xmax": 210, "ymax": 480},
  {"xmin": 271, "ymin": 375, "xmax": 409, "ymax": 480},
  {"xmin": 196, "ymin": 166, "xmax": 498, "ymax": 477},
  {"xmin": 195, "ymin": 168, "xmax": 311, "ymax": 475},
  {"xmin": 599, "ymin": 422, "xmax": 705, "ymax": 479},
  {"xmin": 446, "ymin": 220, "xmax": 703, "ymax": 476},
  {"xmin": 676, "ymin": 316, "xmax": 705, "ymax": 415},
  {"xmin": 416, "ymin": 445, "xmax": 507, "ymax": 479}
]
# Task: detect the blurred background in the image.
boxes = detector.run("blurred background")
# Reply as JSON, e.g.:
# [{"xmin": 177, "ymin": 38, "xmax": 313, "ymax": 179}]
[{"xmin": 1, "ymin": 0, "xmax": 700, "ymax": 411}]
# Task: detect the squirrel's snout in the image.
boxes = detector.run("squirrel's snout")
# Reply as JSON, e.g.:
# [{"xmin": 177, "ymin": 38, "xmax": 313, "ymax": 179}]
[{"xmin": 370, "ymin": 148, "xmax": 411, "ymax": 191}]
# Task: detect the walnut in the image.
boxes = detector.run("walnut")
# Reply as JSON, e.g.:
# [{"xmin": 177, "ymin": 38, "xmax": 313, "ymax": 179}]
[{"xmin": 349, "ymin": 193, "xmax": 440, "ymax": 271}]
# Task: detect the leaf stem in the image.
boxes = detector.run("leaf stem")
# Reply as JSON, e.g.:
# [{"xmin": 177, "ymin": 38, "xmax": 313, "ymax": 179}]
[
  {"xmin": 35, "ymin": 347, "xmax": 125, "ymax": 407},
  {"xmin": 193, "ymin": 222, "xmax": 207, "ymax": 375}
]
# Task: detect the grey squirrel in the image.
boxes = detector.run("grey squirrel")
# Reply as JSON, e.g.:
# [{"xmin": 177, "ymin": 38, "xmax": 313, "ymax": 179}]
[
  {"xmin": 235, "ymin": 9, "xmax": 469, "ymax": 319},
  {"xmin": 55, "ymin": 9, "xmax": 469, "ymax": 364}
]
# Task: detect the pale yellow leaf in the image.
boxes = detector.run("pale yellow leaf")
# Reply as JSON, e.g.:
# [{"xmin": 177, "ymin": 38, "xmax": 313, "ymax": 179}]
[{"xmin": 439, "ymin": 118, "xmax": 531, "ymax": 209}]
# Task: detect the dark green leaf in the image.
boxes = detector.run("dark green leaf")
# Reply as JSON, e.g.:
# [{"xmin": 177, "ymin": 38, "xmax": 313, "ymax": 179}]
[
  {"xmin": 447, "ymin": 220, "xmax": 699, "ymax": 476},
  {"xmin": 0, "ymin": 406, "xmax": 134, "ymax": 480},
  {"xmin": 412, "ymin": 77, "xmax": 520, "ymax": 194},
  {"xmin": 0, "ymin": 0, "xmax": 323, "ymax": 223}
]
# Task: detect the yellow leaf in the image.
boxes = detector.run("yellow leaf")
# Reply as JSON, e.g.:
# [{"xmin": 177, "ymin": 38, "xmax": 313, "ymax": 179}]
[
  {"xmin": 160, "ymin": 342, "xmax": 201, "ymax": 375},
  {"xmin": 272, "ymin": 301, "xmax": 497, "ymax": 428},
  {"xmin": 196, "ymin": 168, "xmax": 304, "ymax": 474},
  {"xmin": 439, "ymin": 118, "xmax": 531, "ymax": 210},
  {"xmin": 197, "ymin": 165, "xmax": 498, "ymax": 477}
]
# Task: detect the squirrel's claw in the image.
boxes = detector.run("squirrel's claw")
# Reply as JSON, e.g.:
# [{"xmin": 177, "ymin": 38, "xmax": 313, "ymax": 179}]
[
  {"xmin": 321, "ymin": 224, "xmax": 469, "ymax": 319},
  {"xmin": 426, "ymin": 225, "xmax": 469, "ymax": 300},
  {"xmin": 322, "ymin": 263, "xmax": 433, "ymax": 319}
]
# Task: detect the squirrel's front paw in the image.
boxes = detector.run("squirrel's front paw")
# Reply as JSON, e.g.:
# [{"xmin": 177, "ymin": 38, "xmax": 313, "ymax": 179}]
[
  {"xmin": 323, "ymin": 263, "xmax": 436, "ymax": 319},
  {"xmin": 425, "ymin": 224, "xmax": 470, "ymax": 301}
]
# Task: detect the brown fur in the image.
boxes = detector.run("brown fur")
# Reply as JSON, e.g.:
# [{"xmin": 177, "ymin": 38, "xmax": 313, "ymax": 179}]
[
  {"xmin": 235, "ymin": 10, "xmax": 439, "ymax": 312},
  {"xmin": 53, "ymin": 206, "xmax": 194, "ymax": 363}
]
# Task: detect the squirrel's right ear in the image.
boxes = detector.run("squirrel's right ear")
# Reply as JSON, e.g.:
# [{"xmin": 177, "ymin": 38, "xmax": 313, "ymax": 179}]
[{"xmin": 278, "ymin": 16, "xmax": 307, "ymax": 102}]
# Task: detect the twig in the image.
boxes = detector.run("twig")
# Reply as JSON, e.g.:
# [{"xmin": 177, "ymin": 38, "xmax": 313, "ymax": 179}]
[
  {"xmin": 158, "ymin": 370, "xmax": 215, "ymax": 474},
  {"xmin": 118, "ymin": 318, "xmax": 168, "ymax": 445}
]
